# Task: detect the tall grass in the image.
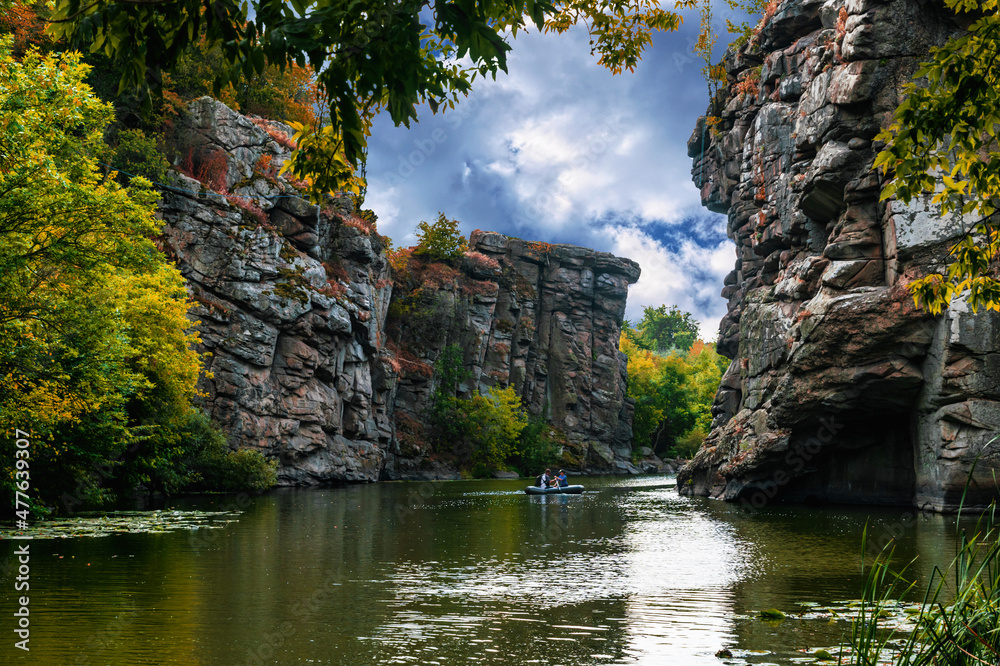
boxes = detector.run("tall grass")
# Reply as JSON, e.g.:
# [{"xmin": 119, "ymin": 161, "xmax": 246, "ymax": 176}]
[{"xmin": 848, "ymin": 502, "xmax": 1000, "ymax": 665}]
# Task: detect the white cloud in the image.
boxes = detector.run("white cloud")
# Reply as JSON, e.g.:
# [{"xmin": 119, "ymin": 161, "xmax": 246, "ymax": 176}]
[
  {"xmin": 606, "ymin": 225, "xmax": 735, "ymax": 341},
  {"xmin": 364, "ymin": 17, "xmax": 736, "ymax": 340}
]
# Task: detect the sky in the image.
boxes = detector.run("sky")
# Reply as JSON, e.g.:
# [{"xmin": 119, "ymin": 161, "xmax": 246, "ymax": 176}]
[{"xmin": 364, "ymin": 12, "xmax": 735, "ymax": 341}]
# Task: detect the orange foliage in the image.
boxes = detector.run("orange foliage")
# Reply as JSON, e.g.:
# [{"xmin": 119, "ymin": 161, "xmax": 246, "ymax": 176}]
[
  {"xmin": 464, "ymin": 251, "xmax": 500, "ymax": 272},
  {"xmin": 254, "ymin": 153, "xmax": 277, "ymax": 179},
  {"xmin": 180, "ymin": 147, "xmax": 229, "ymax": 193},
  {"xmin": 459, "ymin": 275, "xmax": 499, "ymax": 298},
  {"xmin": 224, "ymin": 194, "xmax": 267, "ymax": 226},
  {"xmin": 385, "ymin": 341, "xmax": 433, "ymax": 378},
  {"xmin": 0, "ymin": 2, "xmax": 50, "ymax": 54},
  {"xmin": 421, "ymin": 261, "xmax": 460, "ymax": 289},
  {"xmin": 322, "ymin": 261, "xmax": 350, "ymax": 283},
  {"xmin": 836, "ymin": 7, "xmax": 848, "ymax": 40},
  {"xmin": 342, "ymin": 214, "xmax": 374, "ymax": 235},
  {"xmin": 753, "ymin": 0, "xmax": 779, "ymax": 37},
  {"xmin": 735, "ymin": 70, "xmax": 760, "ymax": 98},
  {"xmin": 251, "ymin": 117, "xmax": 296, "ymax": 150},
  {"xmin": 389, "ymin": 247, "xmax": 414, "ymax": 275},
  {"xmin": 319, "ymin": 279, "xmax": 347, "ymax": 299}
]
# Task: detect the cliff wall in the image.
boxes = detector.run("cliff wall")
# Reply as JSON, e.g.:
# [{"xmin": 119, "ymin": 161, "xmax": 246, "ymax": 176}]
[
  {"xmin": 159, "ymin": 97, "xmax": 641, "ymax": 484},
  {"xmin": 383, "ymin": 231, "xmax": 641, "ymax": 479},
  {"xmin": 679, "ymin": 0, "xmax": 1000, "ymax": 511}
]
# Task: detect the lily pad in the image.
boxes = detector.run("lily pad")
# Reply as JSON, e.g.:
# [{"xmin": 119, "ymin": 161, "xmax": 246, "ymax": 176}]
[{"xmin": 0, "ymin": 509, "xmax": 241, "ymax": 539}]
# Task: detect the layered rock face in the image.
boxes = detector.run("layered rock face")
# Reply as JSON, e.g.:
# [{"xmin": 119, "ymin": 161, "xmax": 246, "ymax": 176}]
[
  {"xmin": 383, "ymin": 232, "xmax": 641, "ymax": 479},
  {"xmin": 160, "ymin": 97, "xmax": 640, "ymax": 484},
  {"xmin": 679, "ymin": 0, "xmax": 1000, "ymax": 511},
  {"xmin": 161, "ymin": 98, "xmax": 394, "ymax": 485}
]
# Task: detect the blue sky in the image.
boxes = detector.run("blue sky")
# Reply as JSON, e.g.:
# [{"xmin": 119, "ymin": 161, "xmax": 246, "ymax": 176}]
[{"xmin": 364, "ymin": 13, "xmax": 734, "ymax": 340}]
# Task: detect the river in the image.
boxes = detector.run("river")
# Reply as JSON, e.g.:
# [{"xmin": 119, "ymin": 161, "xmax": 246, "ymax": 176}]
[{"xmin": 0, "ymin": 475, "xmax": 970, "ymax": 665}]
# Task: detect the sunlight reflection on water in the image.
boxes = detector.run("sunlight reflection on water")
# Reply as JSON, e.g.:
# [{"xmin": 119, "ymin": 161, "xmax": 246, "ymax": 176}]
[{"xmin": 3, "ymin": 474, "xmax": 966, "ymax": 665}]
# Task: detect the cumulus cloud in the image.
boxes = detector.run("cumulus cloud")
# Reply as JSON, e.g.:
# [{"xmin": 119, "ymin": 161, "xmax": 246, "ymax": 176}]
[
  {"xmin": 364, "ymin": 16, "xmax": 736, "ymax": 341},
  {"xmin": 606, "ymin": 224, "xmax": 734, "ymax": 340}
]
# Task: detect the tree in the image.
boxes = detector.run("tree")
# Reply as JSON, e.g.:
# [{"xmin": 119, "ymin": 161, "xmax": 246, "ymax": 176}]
[
  {"xmin": 465, "ymin": 386, "xmax": 529, "ymax": 470},
  {"xmin": 163, "ymin": 35, "xmax": 320, "ymax": 126},
  {"xmin": 414, "ymin": 213, "xmax": 468, "ymax": 263},
  {"xmin": 620, "ymin": 330, "xmax": 695, "ymax": 454},
  {"xmin": 47, "ymin": 0, "xmax": 684, "ymax": 199},
  {"xmin": 873, "ymin": 0, "xmax": 1000, "ymax": 314},
  {"xmin": 0, "ymin": 37, "xmax": 273, "ymax": 512},
  {"xmin": 620, "ymin": 323, "xmax": 726, "ymax": 458},
  {"xmin": 633, "ymin": 304, "xmax": 700, "ymax": 353}
]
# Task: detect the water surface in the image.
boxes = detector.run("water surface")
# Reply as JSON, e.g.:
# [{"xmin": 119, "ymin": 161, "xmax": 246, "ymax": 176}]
[{"xmin": 0, "ymin": 475, "xmax": 968, "ymax": 664}]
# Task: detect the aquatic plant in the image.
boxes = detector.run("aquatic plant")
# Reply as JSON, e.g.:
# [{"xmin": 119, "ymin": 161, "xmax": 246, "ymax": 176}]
[{"xmin": 848, "ymin": 500, "xmax": 1000, "ymax": 665}]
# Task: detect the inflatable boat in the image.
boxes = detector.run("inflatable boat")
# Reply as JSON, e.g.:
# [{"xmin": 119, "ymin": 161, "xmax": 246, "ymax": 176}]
[{"xmin": 524, "ymin": 485, "xmax": 585, "ymax": 495}]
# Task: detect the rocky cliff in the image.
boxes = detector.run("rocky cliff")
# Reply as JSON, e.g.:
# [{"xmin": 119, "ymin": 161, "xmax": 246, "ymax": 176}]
[
  {"xmin": 679, "ymin": 0, "xmax": 1000, "ymax": 511},
  {"xmin": 159, "ymin": 97, "xmax": 640, "ymax": 484},
  {"xmin": 383, "ymin": 231, "xmax": 642, "ymax": 479}
]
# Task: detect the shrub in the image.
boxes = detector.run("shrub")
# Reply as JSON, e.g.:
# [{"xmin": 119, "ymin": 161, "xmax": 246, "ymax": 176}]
[
  {"xmin": 342, "ymin": 214, "xmax": 374, "ymax": 235},
  {"xmin": 224, "ymin": 194, "xmax": 268, "ymax": 226},
  {"xmin": 510, "ymin": 415, "xmax": 562, "ymax": 475},
  {"xmin": 462, "ymin": 386, "xmax": 528, "ymax": 470},
  {"xmin": 671, "ymin": 426, "xmax": 706, "ymax": 459},
  {"xmin": 180, "ymin": 146, "xmax": 228, "ymax": 193},
  {"xmin": 112, "ymin": 128, "xmax": 169, "ymax": 185},
  {"xmin": 254, "ymin": 153, "xmax": 278, "ymax": 179},
  {"xmin": 145, "ymin": 410, "xmax": 277, "ymax": 494},
  {"xmin": 427, "ymin": 344, "xmax": 472, "ymax": 447},
  {"xmin": 169, "ymin": 411, "xmax": 277, "ymax": 492},
  {"xmin": 250, "ymin": 117, "xmax": 297, "ymax": 149},
  {"xmin": 414, "ymin": 212, "xmax": 467, "ymax": 263},
  {"xmin": 464, "ymin": 250, "xmax": 500, "ymax": 272}
]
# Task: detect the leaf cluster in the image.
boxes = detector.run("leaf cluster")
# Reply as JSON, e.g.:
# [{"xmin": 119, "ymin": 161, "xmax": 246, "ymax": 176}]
[
  {"xmin": 414, "ymin": 212, "xmax": 468, "ymax": 264},
  {"xmin": 873, "ymin": 0, "xmax": 1000, "ymax": 313},
  {"xmin": 0, "ymin": 38, "xmax": 259, "ymax": 513},
  {"xmin": 626, "ymin": 303, "xmax": 700, "ymax": 354},
  {"xmin": 47, "ymin": 0, "xmax": 685, "ymax": 198},
  {"xmin": 427, "ymin": 344, "xmax": 531, "ymax": 473}
]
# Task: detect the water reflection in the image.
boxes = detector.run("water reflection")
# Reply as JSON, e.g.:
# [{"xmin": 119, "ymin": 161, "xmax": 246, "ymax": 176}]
[{"xmin": 0, "ymin": 476, "xmax": 975, "ymax": 665}]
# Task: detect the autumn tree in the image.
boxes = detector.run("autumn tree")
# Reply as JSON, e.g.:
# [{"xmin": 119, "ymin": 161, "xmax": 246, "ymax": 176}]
[
  {"xmin": 873, "ymin": 0, "xmax": 1000, "ymax": 314},
  {"xmin": 0, "ymin": 39, "xmax": 274, "ymax": 513},
  {"xmin": 465, "ymin": 386, "xmax": 529, "ymax": 470},
  {"xmin": 48, "ymin": 0, "xmax": 685, "ymax": 199},
  {"xmin": 620, "ymin": 308, "xmax": 726, "ymax": 457}
]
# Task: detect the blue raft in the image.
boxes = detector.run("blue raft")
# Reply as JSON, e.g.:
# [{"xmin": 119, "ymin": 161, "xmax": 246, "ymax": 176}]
[{"xmin": 524, "ymin": 485, "xmax": 585, "ymax": 495}]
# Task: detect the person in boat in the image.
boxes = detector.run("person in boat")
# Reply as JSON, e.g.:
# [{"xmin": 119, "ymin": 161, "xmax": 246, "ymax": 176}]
[
  {"xmin": 537, "ymin": 468, "xmax": 552, "ymax": 489},
  {"xmin": 556, "ymin": 470, "xmax": 568, "ymax": 487}
]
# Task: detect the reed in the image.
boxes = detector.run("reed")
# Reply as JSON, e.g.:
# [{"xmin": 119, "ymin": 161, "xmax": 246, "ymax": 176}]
[{"xmin": 848, "ymin": 482, "xmax": 1000, "ymax": 665}]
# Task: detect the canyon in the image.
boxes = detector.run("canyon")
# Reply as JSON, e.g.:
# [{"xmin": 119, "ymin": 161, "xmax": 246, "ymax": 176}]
[{"xmin": 159, "ymin": 97, "xmax": 644, "ymax": 483}]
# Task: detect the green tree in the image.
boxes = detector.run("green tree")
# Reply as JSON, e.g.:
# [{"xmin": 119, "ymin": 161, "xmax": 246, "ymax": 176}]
[
  {"xmin": 634, "ymin": 304, "xmax": 700, "ymax": 353},
  {"xmin": 48, "ymin": 0, "xmax": 684, "ymax": 199},
  {"xmin": 110, "ymin": 127, "xmax": 170, "ymax": 185},
  {"xmin": 620, "ymin": 328, "xmax": 725, "ymax": 458},
  {"xmin": 414, "ymin": 213, "xmax": 468, "ymax": 264},
  {"xmin": 0, "ymin": 38, "xmax": 272, "ymax": 513},
  {"xmin": 428, "ymin": 343, "xmax": 473, "ymax": 447},
  {"xmin": 873, "ymin": 0, "xmax": 1000, "ymax": 315},
  {"xmin": 464, "ymin": 386, "xmax": 528, "ymax": 471}
]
